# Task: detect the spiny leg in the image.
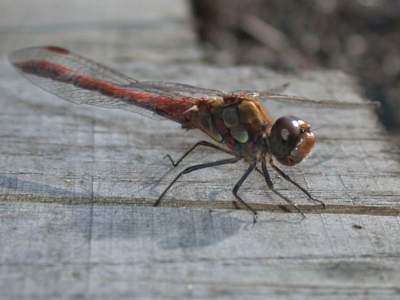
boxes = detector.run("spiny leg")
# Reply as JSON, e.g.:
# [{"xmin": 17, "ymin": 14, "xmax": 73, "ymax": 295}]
[
  {"xmin": 232, "ymin": 163, "xmax": 258, "ymax": 223},
  {"xmin": 153, "ymin": 157, "xmax": 240, "ymax": 207},
  {"xmin": 269, "ymin": 158, "xmax": 325, "ymax": 208},
  {"xmin": 164, "ymin": 140, "xmax": 234, "ymax": 168},
  {"xmin": 261, "ymin": 159, "xmax": 306, "ymax": 218}
]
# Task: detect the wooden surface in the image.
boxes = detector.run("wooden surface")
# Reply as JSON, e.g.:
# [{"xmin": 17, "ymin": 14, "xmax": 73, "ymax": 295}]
[
  {"xmin": 0, "ymin": 0, "xmax": 200, "ymax": 64},
  {"xmin": 1, "ymin": 1, "xmax": 400, "ymax": 299}
]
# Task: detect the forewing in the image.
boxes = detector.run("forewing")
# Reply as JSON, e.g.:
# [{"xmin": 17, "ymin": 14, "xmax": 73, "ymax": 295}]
[
  {"xmin": 129, "ymin": 81, "xmax": 225, "ymax": 99},
  {"xmin": 260, "ymin": 93, "xmax": 379, "ymax": 109},
  {"xmin": 231, "ymin": 90, "xmax": 379, "ymax": 109},
  {"xmin": 9, "ymin": 46, "xmax": 138, "ymax": 86},
  {"xmin": 8, "ymin": 46, "xmax": 201, "ymax": 120}
]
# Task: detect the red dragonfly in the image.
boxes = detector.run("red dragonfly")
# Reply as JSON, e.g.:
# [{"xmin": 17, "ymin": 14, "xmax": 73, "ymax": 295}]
[{"xmin": 9, "ymin": 46, "xmax": 375, "ymax": 221}]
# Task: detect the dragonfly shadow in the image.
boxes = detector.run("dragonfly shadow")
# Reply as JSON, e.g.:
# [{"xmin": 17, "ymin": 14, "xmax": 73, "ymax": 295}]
[
  {"xmin": 55, "ymin": 205, "xmax": 246, "ymax": 250},
  {"xmin": 155, "ymin": 209, "xmax": 305, "ymax": 249},
  {"xmin": 2, "ymin": 202, "xmax": 309, "ymax": 267},
  {"xmin": 0, "ymin": 175, "xmax": 89, "ymax": 198},
  {"xmin": 156, "ymin": 208, "xmax": 242, "ymax": 249},
  {"xmin": 79, "ymin": 206, "xmax": 302, "ymax": 250},
  {"xmin": 86, "ymin": 205, "xmax": 295, "ymax": 249}
]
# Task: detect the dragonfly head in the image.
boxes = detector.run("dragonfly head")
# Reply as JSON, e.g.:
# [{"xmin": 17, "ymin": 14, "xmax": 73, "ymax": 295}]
[{"xmin": 268, "ymin": 116, "xmax": 315, "ymax": 166}]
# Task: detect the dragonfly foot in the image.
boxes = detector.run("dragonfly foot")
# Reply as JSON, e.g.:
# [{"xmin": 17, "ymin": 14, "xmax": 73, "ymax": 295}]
[
  {"xmin": 311, "ymin": 197, "xmax": 326, "ymax": 209},
  {"xmin": 294, "ymin": 206, "xmax": 306, "ymax": 220},
  {"xmin": 252, "ymin": 212, "xmax": 258, "ymax": 224},
  {"xmin": 232, "ymin": 201, "xmax": 240, "ymax": 210},
  {"xmin": 153, "ymin": 198, "xmax": 161, "ymax": 207},
  {"xmin": 163, "ymin": 154, "xmax": 177, "ymax": 167}
]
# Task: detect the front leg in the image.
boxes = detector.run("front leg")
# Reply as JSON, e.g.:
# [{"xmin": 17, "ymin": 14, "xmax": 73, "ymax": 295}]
[
  {"xmin": 269, "ymin": 158, "xmax": 325, "ymax": 208},
  {"xmin": 261, "ymin": 159, "xmax": 306, "ymax": 218},
  {"xmin": 232, "ymin": 163, "xmax": 258, "ymax": 223}
]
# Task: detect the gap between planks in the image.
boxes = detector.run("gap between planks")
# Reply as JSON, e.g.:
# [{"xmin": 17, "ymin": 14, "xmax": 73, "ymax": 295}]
[{"xmin": 1, "ymin": 196, "xmax": 400, "ymax": 217}]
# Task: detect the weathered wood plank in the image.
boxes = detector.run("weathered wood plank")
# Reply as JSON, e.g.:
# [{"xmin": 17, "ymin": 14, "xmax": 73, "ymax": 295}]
[
  {"xmin": 0, "ymin": 0, "xmax": 200, "ymax": 64},
  {"xmin": 1, "ymin": 203, "xmax": 400, "ymax": 299},
  {"xmin": 0, "ymin": 0, "xmax": 188, "ymax": 26}
]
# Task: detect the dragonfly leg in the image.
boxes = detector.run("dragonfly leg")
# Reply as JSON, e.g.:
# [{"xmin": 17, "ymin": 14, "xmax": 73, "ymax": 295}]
[
  {"xmin": 164, "ymin": 140, "xmax": 233, "ymax": 168},
  {"xmin": 153, "ymin": 157, "xmax": 240, "ymax": 207},
  {"xmin": 261, "ymin": 159, "xmax": 306, "ymax": 218},
  {"xmin": 269, "ymin": 158, "xmax": 325, "ymax": 208},
  {"xmin": 232, "ymin": 163, "xmax": 258, "ymax": 223}
]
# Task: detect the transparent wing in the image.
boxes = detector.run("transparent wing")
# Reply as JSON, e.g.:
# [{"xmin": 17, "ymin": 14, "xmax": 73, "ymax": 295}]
[
  {"xmin": 9, "ymin": 46, "xmax": 143, "ymax": 111},
  {"xmin": 262, "ymin": 93, "xmax": 380, "ymax": 109},
  {"xmin": 9, "ymin": 46, "xmax": 206, "ymax": 121},
  {"xmin": 130, "ymin": 81, "xmax": 225, "ymax": 99},
  {"xmin": 233, "ymin": 90, "xmax": 380, "ymax": 110},
  {"xmin": 9, "ymin": 46, "xmax": 138, "ymax": 86},
  {"xmin": 231, "ymin": 82, "xmax": 290, "ymax": 96}
]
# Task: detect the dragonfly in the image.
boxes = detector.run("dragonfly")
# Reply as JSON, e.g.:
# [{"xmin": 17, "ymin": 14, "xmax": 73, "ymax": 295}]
[{"xmin": 9, "ymin": 46, "xmax": 377, "ymax": 222}]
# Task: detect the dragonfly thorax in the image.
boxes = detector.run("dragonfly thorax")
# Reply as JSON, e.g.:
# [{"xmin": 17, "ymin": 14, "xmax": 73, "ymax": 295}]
[{"xmin": 186, "ymin": 96, "xmax": 274, "ymax": 162}]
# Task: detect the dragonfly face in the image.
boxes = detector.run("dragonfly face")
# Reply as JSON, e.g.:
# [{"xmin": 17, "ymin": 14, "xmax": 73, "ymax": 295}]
[{"xmin": 268, "ymin": 116, "xmax": 316, "ymax": 166}]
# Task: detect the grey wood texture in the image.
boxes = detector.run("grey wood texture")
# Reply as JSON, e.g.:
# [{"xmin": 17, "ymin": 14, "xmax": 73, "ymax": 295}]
[
  {"xmin": 1, "ymin": 1, "xmax": 400, "ymax": 300},
  {"xmin": 0, "ymin": 0, "xmax": 200, "ymax": 64}
]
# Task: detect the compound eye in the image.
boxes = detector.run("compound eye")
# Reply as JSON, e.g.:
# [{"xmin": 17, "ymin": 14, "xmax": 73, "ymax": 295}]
[{"xmin": 272, "ymin": 116, "xmax": 301, "ymax": 146}]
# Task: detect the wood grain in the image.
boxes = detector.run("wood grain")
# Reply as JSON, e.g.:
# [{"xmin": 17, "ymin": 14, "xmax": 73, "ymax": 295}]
[{"xmin": 1, "ymin": 203, "xmax": 400, "ymax": 299}]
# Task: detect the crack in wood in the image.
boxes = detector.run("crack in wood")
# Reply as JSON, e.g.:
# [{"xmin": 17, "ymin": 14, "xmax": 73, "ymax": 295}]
[{"xmin": 2, "ymin": 196, "xmax": 400, "ymax": 217}]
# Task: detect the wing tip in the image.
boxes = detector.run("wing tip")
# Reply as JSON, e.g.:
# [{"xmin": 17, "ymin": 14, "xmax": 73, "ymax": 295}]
[
  {"xmin": 8, "ymin": 46, "xmax": 69, "ymax": 65},
  {"xmin": 43, "ymin": 46, "xmax": 70, "ymax": 54}
]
